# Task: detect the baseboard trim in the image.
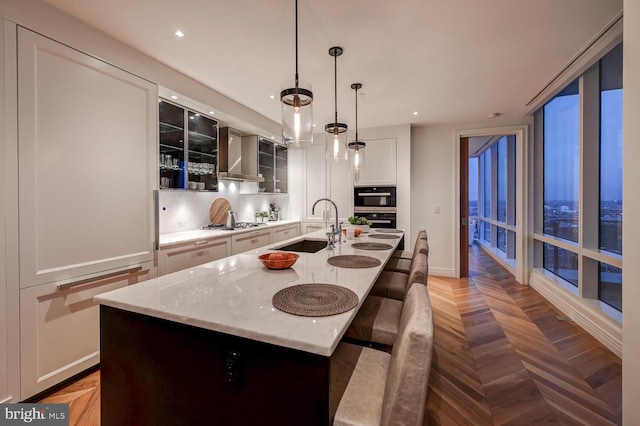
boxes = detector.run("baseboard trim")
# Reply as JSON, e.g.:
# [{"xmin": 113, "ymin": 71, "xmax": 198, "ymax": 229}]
[
  {"xmin": 530, "ymin": 270, "xmax": 622, "ymax": 358},
  {"xmin": 429, "ymin": 267, "xmax": 455, "ymax": 278}
]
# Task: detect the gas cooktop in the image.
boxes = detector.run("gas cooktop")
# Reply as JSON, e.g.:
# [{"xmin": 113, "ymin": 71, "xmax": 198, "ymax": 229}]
[{"xmin": 202, "ymin": 222, "xmax": 267, "ymax": 231}]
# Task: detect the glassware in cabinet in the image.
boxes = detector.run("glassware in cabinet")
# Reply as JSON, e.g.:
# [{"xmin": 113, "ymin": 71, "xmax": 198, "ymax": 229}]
[{"xmin": 158, "ymin": 99, "xmax": 218, "ymax": 191}]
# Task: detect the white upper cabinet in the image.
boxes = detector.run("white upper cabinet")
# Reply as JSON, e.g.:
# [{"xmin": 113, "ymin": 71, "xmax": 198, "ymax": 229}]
[
  {"xmin": 17, "ymin": 27, "xmax": 157, "ymax": 288},
  {"xmin": 355, "ymin": 138, "xmax": 397, "ymax": 186}
]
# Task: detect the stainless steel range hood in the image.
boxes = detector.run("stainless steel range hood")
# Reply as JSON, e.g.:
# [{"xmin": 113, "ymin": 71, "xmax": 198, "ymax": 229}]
[{"xmin": 217, "ymin": 127, "xmax": 265, "ymax": 182}]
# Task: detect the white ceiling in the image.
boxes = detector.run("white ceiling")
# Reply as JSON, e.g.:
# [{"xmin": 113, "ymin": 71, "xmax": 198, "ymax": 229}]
[{"xmin": 42, "ymin": 0, "xmax": 622, "ymax": 130}]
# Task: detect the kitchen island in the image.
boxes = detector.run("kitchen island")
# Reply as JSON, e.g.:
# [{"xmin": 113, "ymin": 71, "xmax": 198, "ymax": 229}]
[{"xmin": 96, "ymin": 229, "xmax": 403, "ymax": 426}]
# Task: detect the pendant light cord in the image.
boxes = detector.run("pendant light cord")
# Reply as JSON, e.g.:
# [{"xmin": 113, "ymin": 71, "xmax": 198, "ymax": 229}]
[
  {"xmin": 334, "ymin": 53, "xmax": 338, "ymax": 124},
  {"xmin": 355, "ymin": 85, "xmax": 359, "ymax": 142},
  {"xmin": 294, "ymin": 0, "xmax": 299, "ymax": 89}
]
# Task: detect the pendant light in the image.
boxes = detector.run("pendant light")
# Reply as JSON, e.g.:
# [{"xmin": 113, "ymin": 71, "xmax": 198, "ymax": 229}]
[
  {"xmin": 349, "ymin": 83, "xmax": 366, "ymax": 180},
  {"xmin": 325, "ymin": 47, "xmax": 348, "ymax": 162},
  {"xmin": 280, "ymin": 0, "xmax": 313, "ymax": 147}
]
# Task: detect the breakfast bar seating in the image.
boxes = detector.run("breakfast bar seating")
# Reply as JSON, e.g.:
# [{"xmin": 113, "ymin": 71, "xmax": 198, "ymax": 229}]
[
  {"xmin": 343, "ymin": 250, "xmax": 429, "ymax": 347},
  {"xmin": 331, "ymin": 284, "xmax": 434, "ymax": 426},
  {"xmin": 386, "ymin": 229, "xmax": 428, "ymax": 274},
  {"xmin": 369, "ymin": 236, "xmax": 429, "ymax": 301}
]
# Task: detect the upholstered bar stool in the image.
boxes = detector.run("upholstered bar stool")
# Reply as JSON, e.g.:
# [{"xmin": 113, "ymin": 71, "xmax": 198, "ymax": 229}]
[
  {"xmin": 370, "ymin": 251, "xmax": 428, "ymax": 301},
  {"xmin": 385, "ymin": 238, "xmax": 428, "ymax": 274},
  {"xmin": 391, "ymin": 229, "xmax": 427, "ymax": 260},
  {"xmin": 343, "ymin": 278, "xmax": 425, "ymax": 348},
  {"xmin": 331, "ymin": 284, "xmax": 434, "ymax": 426}
]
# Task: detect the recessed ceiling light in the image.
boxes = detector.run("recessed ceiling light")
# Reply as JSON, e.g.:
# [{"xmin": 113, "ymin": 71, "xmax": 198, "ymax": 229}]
[
  {"xmin": 269, "ymin": 95, "xmax": 275, "ymax": 99},
  {"xmin": 170, "ymin": 95, "xmax": 178, "ymax": 100},
  {"xmin": 413, "ymin": 111, "xmax": 418, "ymax": 116},
  {"xmin": 209, "ymin": 111, "xmax": 215, "ymax": 115},
  {"xmin": 174, "ymin": 30, "xmax": 185, "ymax": 38},
  {"xmin": 313, "ymin": 124, "xmax": 316, "ymax": 127},
  {"xmin": 271, "ymin": 136, "xmax": 275, "ymax": 139}
]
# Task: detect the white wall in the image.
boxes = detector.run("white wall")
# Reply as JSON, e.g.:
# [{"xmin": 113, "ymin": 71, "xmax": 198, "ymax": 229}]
[
  {"xmin": 623, "ymin": 0, "xmax": 640, "ymax": 421},
  {"xmin": 411, "ymin": 126, "xmax": 456, "ymax": 276}
]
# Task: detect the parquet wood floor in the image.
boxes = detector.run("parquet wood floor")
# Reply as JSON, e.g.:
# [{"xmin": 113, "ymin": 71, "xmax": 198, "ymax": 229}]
[
  {"xmin": 35, "ymin": 244, "xmax": 621, "ymax": 425},
  {"xmin": 425, "ymin": 244, "xmax": 621, "ymax": 425}
]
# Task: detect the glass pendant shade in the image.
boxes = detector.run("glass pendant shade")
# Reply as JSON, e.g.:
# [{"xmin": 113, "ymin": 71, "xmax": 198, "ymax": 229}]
[
  {"xmin": 349, "ymin": 82, "xmax": 365, "ymax": 180},
  {"xmin": 281, "ymin": 80, "xmax": 314, "ymax": 147},
  {"xmin": 348, "ymin": 141, "xmax": 366, "ymax": 174},
  {"xmin": 325, "ymin": 46, "xmax": 348, "ymax": 161},
  {"xmin": 325, "ymin": 121, "xmax": 348, "ymax": 161}
]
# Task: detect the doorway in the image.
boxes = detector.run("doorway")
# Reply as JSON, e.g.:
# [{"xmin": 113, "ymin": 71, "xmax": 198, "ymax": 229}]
[{"xmin": 456, "ymin": 126, "xmax": 528, "ymax": 284}]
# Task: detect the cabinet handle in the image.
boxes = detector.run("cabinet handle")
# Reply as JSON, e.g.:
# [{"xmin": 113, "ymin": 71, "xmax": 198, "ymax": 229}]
[
  {"xmin": 194, "ymin": 240, "xmax": 208, "ymax": 246},
  {"xmin": 56, "ymin": 265, "xmax": 143, "ymax": 291},
  {"xmin": 358, "ymin": 192, "xmax": 392, "ymax": 196}
]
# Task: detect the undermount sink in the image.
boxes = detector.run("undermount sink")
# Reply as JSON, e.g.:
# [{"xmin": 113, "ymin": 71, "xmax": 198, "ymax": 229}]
[{"xmin": 277, "ymin": 239, "xmax": 327, "ymax": 253}]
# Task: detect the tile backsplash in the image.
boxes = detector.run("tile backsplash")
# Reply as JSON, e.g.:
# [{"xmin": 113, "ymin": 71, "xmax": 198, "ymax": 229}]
[{"xmin": 158, "ymin": 182, "xmax": 291, "ymax": 234}]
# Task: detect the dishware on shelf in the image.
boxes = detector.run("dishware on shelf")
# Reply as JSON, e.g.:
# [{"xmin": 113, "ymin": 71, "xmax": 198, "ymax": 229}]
[
  {"xmin": 258, "ymin": 252, "xmax": 299, "ymax": 270},
  {"xmin": 196, "ymin": 182, "xmax": 205, "ymax": 190},
  {"xmin": 188, "ymin": 181, "xmax": 197, "ymax": 190}
]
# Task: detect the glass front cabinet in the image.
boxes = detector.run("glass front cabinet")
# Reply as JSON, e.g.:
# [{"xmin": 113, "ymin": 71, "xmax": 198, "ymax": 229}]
[
  {"xmin": 159, "ymin": 99, "xmax": 218, "ymax": 191},
  {"xmin": 244, "ymin": 136, "xmax": 288, "ymax": 193}
]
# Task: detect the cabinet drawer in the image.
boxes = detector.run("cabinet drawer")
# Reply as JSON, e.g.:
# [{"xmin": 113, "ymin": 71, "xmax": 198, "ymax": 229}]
[
  {"xmin": 20, "ymin": 262, "xmax": 156, "ymax": 399},
  {"xmin": 159, "ymin": 238, "xmax": 231, "ymax": 276},
  {"xmin": 271, "ymin": 224, "xmax": 301, "ymax": 244},
  {"xmin": 232, "ymin": 231, "xmax": 271, "ymax": 255}
]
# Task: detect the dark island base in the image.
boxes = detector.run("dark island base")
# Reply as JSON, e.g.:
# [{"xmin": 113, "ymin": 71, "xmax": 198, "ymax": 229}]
[{"xmin": 100, "ymin": 305, "xmax": 330, "ymax": 426}]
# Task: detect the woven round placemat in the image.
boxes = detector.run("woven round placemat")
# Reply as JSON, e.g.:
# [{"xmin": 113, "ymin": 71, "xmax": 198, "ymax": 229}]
[
  {"xmin": 272, "ymin": 284, "xmax": 359, "ymax": 317},
  {"xmin": 351, "ymin": 242, "xmax": 393, "ymax": 251},
  {"xmin": 368, "ymin": 234, "xmax": 401, "ymax": 240},
  {"xmin": 327, "ymin": 255, "xmax": 381, "ymax": 268},
  {"xmin": 374, "ymin": 229, "xmax": 403, "ymax": 233}
]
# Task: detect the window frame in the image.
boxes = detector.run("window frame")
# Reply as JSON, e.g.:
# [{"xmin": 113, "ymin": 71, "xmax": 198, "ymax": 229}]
[{"xmin": 533, "ymin": 43, "xmax": 623, "ymax": 318}]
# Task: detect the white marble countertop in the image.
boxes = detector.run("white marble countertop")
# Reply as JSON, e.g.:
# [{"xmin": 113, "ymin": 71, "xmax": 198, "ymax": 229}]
[
  {"xmin": 159, "ymin": 219, "xmax": 301, "ymax": 247},
  {"xmin": 96, "ymin": 229, "xmax": 403, "ymax": 357}
]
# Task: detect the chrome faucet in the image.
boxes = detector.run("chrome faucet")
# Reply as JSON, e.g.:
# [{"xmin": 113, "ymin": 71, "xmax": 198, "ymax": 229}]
[{"xmin": 312, "ymin": 198, "xmax": 342, "ymax": 247}]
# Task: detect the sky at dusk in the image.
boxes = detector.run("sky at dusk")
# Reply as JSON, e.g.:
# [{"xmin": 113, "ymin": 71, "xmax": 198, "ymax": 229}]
[{"xmin": 469, "ymin": 89, "xmax": 623, "ymax": 204}]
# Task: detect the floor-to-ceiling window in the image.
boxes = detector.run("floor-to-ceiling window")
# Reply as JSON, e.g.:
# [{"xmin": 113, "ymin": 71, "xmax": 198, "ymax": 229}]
[
  {"xmin": 477, "ymin": 135, "xmax": 517, "ymax": 268},
  {"xmin": 534, "ymin": 42, "xmax": 623, "ymax": 319}
]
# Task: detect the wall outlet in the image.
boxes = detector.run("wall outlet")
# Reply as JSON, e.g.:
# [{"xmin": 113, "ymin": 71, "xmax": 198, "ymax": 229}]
[
  {"xmin": 177, "ymin": 220, "xmax": 187, "ymax": 229},
  {"xmin": 434, "ymin": 206, "xmax": 440, "ymax": 214}
]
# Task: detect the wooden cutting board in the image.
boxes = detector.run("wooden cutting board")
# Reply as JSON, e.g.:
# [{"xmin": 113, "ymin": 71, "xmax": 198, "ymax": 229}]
[{"xmin": 209, "ymin": 198, "xmax": 232, "ymax": 225}]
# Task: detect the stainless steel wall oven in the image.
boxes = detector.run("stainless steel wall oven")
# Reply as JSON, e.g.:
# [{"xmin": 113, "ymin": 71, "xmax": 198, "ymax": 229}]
[
  {"xmin": 354, "ymin": 186, "xmax": 396, "ymax": 209},
  {"xmin": 354, "ymin": 186, "xmax": 397, "ymax": 229}
]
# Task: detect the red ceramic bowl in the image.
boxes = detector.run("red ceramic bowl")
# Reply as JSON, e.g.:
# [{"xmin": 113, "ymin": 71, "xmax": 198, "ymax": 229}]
[{"xmin": 258, "ymin": 252, "xmax": 299, "ymax": 270}]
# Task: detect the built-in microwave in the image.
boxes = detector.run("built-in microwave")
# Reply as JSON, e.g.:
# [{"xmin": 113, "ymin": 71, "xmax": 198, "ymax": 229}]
[{"xmin": 354, "ymin": 186, "xmax": 396, "ymax": 208}]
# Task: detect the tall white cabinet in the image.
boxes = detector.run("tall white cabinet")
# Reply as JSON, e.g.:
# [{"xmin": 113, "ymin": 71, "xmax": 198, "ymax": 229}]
[
  {"xmin": 15, "ymin": 27, "xmax": 157, "ymax": 399},
  {"xmin": 301, "ymin": 144, "xmax": 352, "ymax": 233}
]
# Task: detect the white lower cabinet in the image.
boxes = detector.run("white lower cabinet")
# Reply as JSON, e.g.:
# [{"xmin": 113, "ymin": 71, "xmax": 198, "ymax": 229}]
[
  {"xmin": 158, "ymin": 237, "xmax": 231, "ymax": 276},
  {"xmin": 303, "ymin": 222, "xmax": 325, "ymax": 235},
  {"xmin": 20, "ymin": 261, "xmax": 156, "ymax": 399},
  {"xmin": 270, "ymin": 223, "xmax": 301, "ymax": 245},
  {"xmin": 231, "ymin": 230, "xmax": 271, "ymax": 255}
]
